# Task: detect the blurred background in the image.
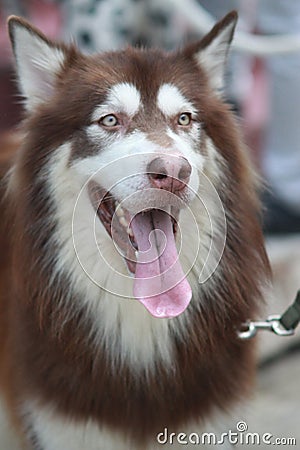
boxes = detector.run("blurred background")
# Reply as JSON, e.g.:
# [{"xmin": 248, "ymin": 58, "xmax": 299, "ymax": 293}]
[{"xmin": 0, "ymin": 0, "xmax": 300, "ymax": 448}]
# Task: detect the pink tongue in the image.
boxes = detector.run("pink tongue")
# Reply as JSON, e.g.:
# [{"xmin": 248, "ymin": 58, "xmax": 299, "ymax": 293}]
[{"xmin": 130, "ymin": 210, "xmax": 192, "ymax": 318}]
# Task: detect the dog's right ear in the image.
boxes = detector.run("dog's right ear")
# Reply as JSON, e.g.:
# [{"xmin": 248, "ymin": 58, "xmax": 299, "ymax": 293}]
[{"xmin": 8, "ymin": 16, "xmax": 71, "ymax": 111}]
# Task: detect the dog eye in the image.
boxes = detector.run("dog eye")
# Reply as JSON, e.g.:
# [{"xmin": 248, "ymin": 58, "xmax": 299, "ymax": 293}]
[
  {"xmin": 99, "ymin": 114, "xmax": 119, "ymax": 128},
  {"xmin": 178, "ymin": 113, "xmax": 192, "ymax": 126}
]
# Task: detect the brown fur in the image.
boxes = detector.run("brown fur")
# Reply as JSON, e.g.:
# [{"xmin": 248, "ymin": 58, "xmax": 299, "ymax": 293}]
[{"xmin": 0, "ymin": 12, "xmax": 270, "ymax": 448}]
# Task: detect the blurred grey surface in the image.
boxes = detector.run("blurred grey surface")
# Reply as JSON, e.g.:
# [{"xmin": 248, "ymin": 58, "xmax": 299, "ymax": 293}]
[{"xmin": 237, "ymin": 233, "xmax": 300, "ymax": 449}]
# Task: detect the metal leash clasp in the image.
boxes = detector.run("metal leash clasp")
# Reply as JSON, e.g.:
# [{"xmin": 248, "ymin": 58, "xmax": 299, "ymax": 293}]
[
  {"xmin": 238, "ymin": 315, "xmax": 295, "ymax": 340},
  {"xmin": 238, "ymin": 290, "xmax": 300, "ymax": 340}
]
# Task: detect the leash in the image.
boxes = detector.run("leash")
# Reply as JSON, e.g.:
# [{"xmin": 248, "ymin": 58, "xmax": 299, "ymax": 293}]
[{"xmin": 238, "ymin": 290, "xmax": 300, "ymax": 340}]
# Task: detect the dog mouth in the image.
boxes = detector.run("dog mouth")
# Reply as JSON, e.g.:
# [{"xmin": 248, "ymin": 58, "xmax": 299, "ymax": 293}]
[{"xmin": 88, "ymin": 180, "xmax": 192, "ymax": 318}]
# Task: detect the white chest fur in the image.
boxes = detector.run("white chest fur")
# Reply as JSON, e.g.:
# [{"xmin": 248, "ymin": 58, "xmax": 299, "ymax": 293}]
[{"xmin": 23, "ymin": 401, "xmax": 233, "ymax": 450}]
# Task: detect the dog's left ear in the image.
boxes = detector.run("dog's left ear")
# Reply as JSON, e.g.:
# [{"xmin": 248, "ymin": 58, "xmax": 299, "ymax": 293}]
[
  {"xmin": 185, "ymin": 11, "xmax": 237, "ymax": 93},
  {"xmin": 8, "ymin": 16, "xmax": 71, "ymax": 111}
]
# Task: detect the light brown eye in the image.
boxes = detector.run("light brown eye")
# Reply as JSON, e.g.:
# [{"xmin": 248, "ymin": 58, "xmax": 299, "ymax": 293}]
[
  {"xmin": 99, "ymin": 114, "xmax": 119, "ymax": 128},
  {"xmin": 178, "ymin": 113, "xmax": 192, "ymax": 126}
]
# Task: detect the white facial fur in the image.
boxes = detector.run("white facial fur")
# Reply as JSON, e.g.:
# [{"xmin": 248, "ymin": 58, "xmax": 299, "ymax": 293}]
[
  {"xmin": 91, "ymin": 82, "xmax": 142, "ymax": 120},
  {"xmin": 46, "ymin": 143, "xmax": 175, "ymax": 371},
  {"xmin": 157, "ymin": 83, "xmax": 196, "ymax": 117},
  {"xmin": 42, "ymin": 81, "xmax": 226, "ymax": 372}
]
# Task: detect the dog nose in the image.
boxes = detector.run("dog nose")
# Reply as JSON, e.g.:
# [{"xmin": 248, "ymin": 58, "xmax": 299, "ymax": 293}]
[{"xmin": 147, "ymin": 155, "xmax": 192, "ymax": 192}]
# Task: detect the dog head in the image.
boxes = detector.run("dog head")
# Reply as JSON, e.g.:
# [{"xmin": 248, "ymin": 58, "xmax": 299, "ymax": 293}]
[{"xmin": 8, "ymin": 12, "xmax": 265, "ymax": 321}]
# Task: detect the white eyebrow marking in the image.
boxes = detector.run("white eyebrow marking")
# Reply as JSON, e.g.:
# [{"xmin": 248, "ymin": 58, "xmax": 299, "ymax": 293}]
[
  {"xmin": 157, "ymin": 83, "xmax": 196, "ymax": 117},
  {"xmin": 107, "ymin": 82, "xmax": 141, "ymax": 116},
  {"xmin": 91, "ymin": 82, "xmax": 141, "ymax": 122}
]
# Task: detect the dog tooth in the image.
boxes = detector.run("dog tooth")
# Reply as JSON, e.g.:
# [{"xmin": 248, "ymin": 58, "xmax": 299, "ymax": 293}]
[
  {"xmin": 119, "ymin": 216, "xmax": 129, "ymax": 228},
  {"xmin": 127, "ymin": 226, "xmax": 134, "ymax": 237},
  {"xmin": 116, "ymin": 205, "xmax": 125, "ymax": 218}
]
